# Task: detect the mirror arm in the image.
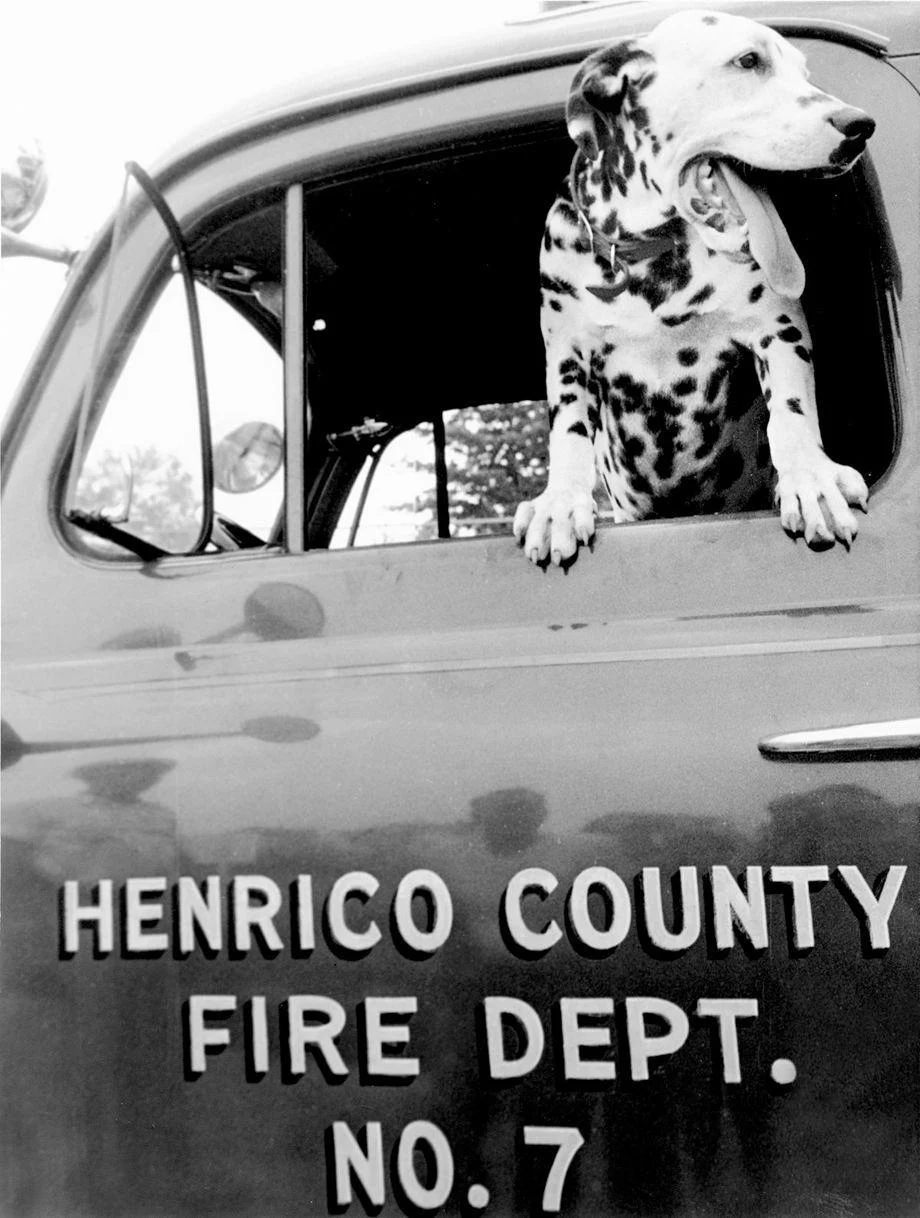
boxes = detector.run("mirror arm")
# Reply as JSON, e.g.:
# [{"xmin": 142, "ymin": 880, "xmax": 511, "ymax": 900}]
[
  {"xmin": 123, "ymin": 162, "xmax": 215, "ymax": 551},
  {"xmin": 1, "ymin": 227, "xmax": 78, "ymax": 265}
]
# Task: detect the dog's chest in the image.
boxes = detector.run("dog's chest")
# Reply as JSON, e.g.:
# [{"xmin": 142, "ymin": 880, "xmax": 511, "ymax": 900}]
[{"xmin": 587, "ymin": 329, "xmax": 770, "ymax": 517}]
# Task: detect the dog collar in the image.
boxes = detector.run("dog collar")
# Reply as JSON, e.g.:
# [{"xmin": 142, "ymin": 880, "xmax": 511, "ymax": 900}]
[{"xmin": 567, "ymin": 152, "xmax": 681, "ymax": 302}]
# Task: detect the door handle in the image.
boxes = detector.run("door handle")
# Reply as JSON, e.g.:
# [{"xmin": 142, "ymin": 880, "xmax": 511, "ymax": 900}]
[{"xmin": 759, "ymin": 717, "xmax": 920, "ymax": 760}]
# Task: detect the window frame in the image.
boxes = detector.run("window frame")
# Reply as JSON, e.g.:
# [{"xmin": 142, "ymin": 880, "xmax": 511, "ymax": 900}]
[{"xmin": 48, "ymin": 36, "xmax": 914, "ymax": 569}]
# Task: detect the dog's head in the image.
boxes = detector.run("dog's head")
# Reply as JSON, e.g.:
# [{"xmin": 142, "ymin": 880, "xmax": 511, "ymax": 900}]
[
  {"xmin": 566, "ymin": 10, "xmax": 874, "ymax": 295},
  {"xmin": 568, "ymin": 10, "xmax": 874, "ymax": 174}
]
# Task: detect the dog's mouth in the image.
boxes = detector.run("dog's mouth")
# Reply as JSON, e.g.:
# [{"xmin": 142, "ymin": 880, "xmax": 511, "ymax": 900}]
[{"xmin": 678, "ymin": 155, "xmax": 805, "ymax": 299}]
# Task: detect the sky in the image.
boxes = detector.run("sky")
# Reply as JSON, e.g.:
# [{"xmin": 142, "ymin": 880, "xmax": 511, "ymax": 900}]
[{"xmin": 1, "ymin": 0, "xmax": 533, "ymax": 407}]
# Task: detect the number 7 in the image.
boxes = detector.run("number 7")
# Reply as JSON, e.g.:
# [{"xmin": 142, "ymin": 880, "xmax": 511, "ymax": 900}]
[{"xmin": 523, "ymin": 1126, "xmax": 585, "ymax": 1213}]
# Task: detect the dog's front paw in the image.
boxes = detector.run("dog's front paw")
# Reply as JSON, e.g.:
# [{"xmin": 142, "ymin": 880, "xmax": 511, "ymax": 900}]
[
  {"xmin": 513, "ymin": 488, "xmax": 596, "ymax": 565},
  {"xmin": 775, "ymin": 454, "xmax": 868, "ymax": 547}
]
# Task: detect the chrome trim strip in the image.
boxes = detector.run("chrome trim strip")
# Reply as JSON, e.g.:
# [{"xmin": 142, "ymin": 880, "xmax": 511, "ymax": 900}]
[{"xmin": 759, "ymin": 717, "xmax": 920, "ymax": 758}]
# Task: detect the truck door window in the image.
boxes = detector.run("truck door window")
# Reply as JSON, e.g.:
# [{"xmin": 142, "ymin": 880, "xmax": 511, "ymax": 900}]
[
  {"xmin": 71, "ymin": 276, "xmax": 283, "ymax": 558},
  {"xmin": 302, "ymin": 126, "xmax": 896, "ymax": 551}
]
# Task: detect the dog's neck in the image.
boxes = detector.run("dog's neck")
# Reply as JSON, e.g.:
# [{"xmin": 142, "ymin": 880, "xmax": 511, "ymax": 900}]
[{"xmin": 572, "ymin": 142, "xmax": 677, "ymax": 241}]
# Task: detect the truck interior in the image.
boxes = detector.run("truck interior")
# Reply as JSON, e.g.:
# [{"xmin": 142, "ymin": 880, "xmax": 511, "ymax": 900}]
[{"xmin": 70, "ymin": 122, "xmax": 899, "ymax": 557}]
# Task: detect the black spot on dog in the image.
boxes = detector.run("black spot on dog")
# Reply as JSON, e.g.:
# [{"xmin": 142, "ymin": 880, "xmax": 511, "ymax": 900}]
[
  {"xmin": 786, "ymin": 397, "xmax": 804, "ymax": 415},
  {"xmin": 702, "ymin": 14, "xmax": 719, "ymax": 24},
  {"xmin": 778, "ymin": 325, "xmax": 803, "ymax": 343},
  {"xmin": 612, "ymin": 372, "xmax": 647, "ymax": 415},
  {"xmin": 621, "ymin": 145, "xmax": 636, "ymax": 180},
  {"xmin": 693, "ymin": 407, "xmax": 722, "ymax": 460},
  {"xmin": 549, "ymin": 299, "xmax": 563, "ymax": 312},
  {"xmin": 621, "ymin": 433, "xmax": 646, "ymax": 465},
  {"xmin": 688, "ymin": 283, "xmax": 715, "ymax": 306},
  {"xmin": 795, "ymin": 345, "xmax": 812, "ymax": 363},
  {"xmin": 556, "ymin": 199, "xmax": 580, "ymax": 225},
  {"xmin": 760, "ymin": 335, "xmax": 774, "ymax": 349},
  {"xmin": 714, "ymin": 445, "xmax": 745, "ymax": 492},
  {"xmin": 749, "ymin": 283, "xmax": 765, "ymax": 303},
  {"xmin": 568, "ymin": 421, "xmax": 590, "ymax": 437},
  {"xmin": 672, "ymin": 377, "xmax": 697, "ymax": 396},
  {"xmin": 559, "ymin": 393, "xmax": 578, "ymax": 406},
  {"xmin": 705, "ymin": 363, "xmax": 730, "ymax": 404},
  {"xmin": 776, "ymin": 314, "xmax": 791, "ymax": 324},
  {"xmin": 661, "ymin": 312, "xmax": 695, "ymax": 327},
  {"xmin": 678, "ymin": 347, "xmax": 699, "ymax": 366},
  {"xmin": 630, "ymin": 241, "xmax": 692, "ymax": 309},
  {"xmin": 541, "ymin": 273, "xmax": 578, "ymax": 298}
]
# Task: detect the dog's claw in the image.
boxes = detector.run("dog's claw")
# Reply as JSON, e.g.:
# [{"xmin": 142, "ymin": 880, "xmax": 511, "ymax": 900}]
[
  {"xmin": 515, "ymin": 488, "xmax": 597, "ymax": 569},
  {"xmin": 776, "ymin": 455, "xmax": 868, "ymax": 550}
]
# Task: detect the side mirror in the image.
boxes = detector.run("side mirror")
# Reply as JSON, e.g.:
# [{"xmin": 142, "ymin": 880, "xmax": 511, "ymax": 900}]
[
  {"xmin": 214, "ymin": 422, "xmax": 283, "ymax": 493},
  {"xmin": 1, "ymin": 139, "xmax": 77, "ymax": 265}
]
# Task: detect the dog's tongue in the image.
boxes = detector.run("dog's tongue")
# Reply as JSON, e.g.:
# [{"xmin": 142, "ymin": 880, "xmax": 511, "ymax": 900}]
[{"xmin": 713, "ymin": 161, "xmax": 805, "ymax": 299}]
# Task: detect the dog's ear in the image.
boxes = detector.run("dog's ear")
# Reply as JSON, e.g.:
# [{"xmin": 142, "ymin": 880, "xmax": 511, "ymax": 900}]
[{"xmin": 566, "ymin": 41, "xmax": 653, "ymax": 160}]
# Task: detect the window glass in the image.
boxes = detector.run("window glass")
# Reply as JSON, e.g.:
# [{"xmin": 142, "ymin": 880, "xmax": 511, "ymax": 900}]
[{"xmin": 72, "ymin": 278, "xmax": 283, "ymax": 556}]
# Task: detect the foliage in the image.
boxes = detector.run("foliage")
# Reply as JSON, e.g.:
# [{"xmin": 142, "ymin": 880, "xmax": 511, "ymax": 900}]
[
  {"xmin": 74, "ymin": 444, "xmax": 202, "ymax": 553},
  {"xmin": 408, "ymin": 400, "xmax": 550, "ymax": 539}
]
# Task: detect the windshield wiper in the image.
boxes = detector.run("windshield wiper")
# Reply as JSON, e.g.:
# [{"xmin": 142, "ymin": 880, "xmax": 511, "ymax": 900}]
[{"xmin": 66, "ymin": 510, "xmax": 168, "ymax": 561}]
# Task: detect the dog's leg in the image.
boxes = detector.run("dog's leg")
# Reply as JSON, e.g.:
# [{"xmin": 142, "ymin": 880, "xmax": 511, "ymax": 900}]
[
  {"xmin": 513, "ymin": 338, "xmax": 598, "ymax": 565},
  {"xmin": 754, "ymin": 308, "xmax": 868, "ymax": 546}
]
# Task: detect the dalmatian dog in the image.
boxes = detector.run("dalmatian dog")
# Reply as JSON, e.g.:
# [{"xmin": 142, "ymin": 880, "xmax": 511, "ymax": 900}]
[{"xmin": 514, "ymin": 9, "xmax": 874, "ymax": 566}]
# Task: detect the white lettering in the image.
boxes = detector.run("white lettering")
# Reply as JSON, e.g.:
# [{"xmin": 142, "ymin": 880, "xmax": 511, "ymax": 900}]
[
  {"xmin": 711, "ymin": 866, "xmax": 768, "ymax": 951},
  {"xmin": 231, "ymin": 876, "xmax": 283, "ymax": 954},
  {"xmin": 559, "ymin": 997, "xmax": 615, "ymax": 1081},
  {"xmin": 293, "ymin": 874, "xmax": 315, "ymax": 953},
  {"xmin": 625, "ymin": 997, "xmax": 690, "ymax": 1080},
  {"xmin": 125, "ymin": 876, "xmax": 168, "ymax": 953},
  {"xmin": 396, "ymin": 1122, "xmax": 454, "ymax": 1210},
  {"xmin": 769, "ymin": 865, "xmax": 829, "ymax": 950},
  {"xmin": 177, "ymin": 875, "xmax": 222, "ymax": 955},
  {"xmin": 248, "ymin": 995, "xmax": 269, "ymax": 1075},
  {"xmin": 330, "ymin": 1122, "xmax": 385, "ymax": 1209},
  {"xmin": 62, "ymin": 879, "xmax": 114, "ymax": 955},
  {"xmin": 836, "ymin": 865, "xmax": 906, "ymax": 950},
  {"xmin": 696, "ymin": 997, "xmax": 758, "ymax": 1083},
  {"xmin": 363, "ymin": 997, "xmax": 419, "ymax": 1078},
  {"xmin": 286, "ymin": 995, "xmax": 348, "ymax": 1079},
  {"xmin": 187, "ymin": 994, "xmax": 236, "ymax": 1074},
  {"xmin": 483, "ymin": 997, "xmax": 545, "ymax": 1080},
  {"xmin": 567, "ymin": 867, "xmax": 631, "ymax": 953},
  {"xmin": 641, "ymin": 867, "xmax": 701, "ymax": 952},
  {"xmin": 393, "ymin": 870, "xmax": 452, "ymax": 955},
  {"xmin": 327, "ymin": 872, "xmax": 381, "ymax": 954},
  {"xmin": 503, "ymin": 868, "xmax": 562, "ymax": 954}
]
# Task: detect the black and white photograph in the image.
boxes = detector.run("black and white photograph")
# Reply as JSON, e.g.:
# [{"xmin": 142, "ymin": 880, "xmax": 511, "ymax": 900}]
[{"xmin": 2, "ymin": 1, "xmax": 919, "ymax": 1214}]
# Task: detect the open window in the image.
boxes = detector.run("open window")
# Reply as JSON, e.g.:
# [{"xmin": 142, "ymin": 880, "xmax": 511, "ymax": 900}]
[
  {"xmin": 63, "ymin": 103, "xmax": 900, "ymax": 562},
  {"xmin": 292, "ymin": 131, "xmax": 897, "ymax": 549}
]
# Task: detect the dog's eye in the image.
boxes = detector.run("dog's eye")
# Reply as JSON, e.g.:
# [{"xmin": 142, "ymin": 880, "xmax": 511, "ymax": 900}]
[{"xmin": 733, "ymin": 51, "xmax": 762, "ymax": 71}]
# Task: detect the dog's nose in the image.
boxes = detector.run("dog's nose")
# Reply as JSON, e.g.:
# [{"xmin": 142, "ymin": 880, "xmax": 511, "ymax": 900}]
[{"xmin": 828, "ymin": 108, "xmax": 876, "ymax": 142}]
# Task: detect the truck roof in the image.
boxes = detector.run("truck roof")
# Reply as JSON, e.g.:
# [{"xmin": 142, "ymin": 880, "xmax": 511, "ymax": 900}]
[{"xmin": 154, "ymin": 0, "xmax": 920, "ymax": 184}]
